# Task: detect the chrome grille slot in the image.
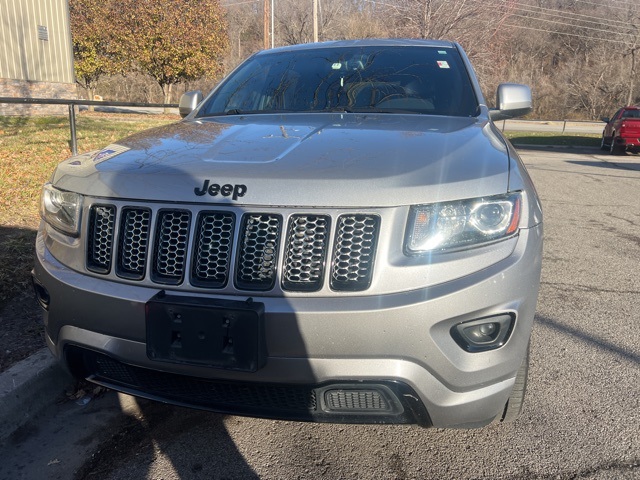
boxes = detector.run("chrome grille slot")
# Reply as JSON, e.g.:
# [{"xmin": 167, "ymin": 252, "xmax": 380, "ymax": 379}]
[
  {"xmin": 191, "ymin": 211, "xmax": 236, "ymax": 288},
  {"xmin": 152, "ymin": 210, "xmax": 191, "ymax": 285},
  {"xmin": 330, "ymin": 215, "xmax": 380, "ymax": 291},
  {"xmin": 86, "ymin": 205, "xmax": 116, "ymax": 274},
  {"xmin": 282, "ymin": 215, "xmax": 330, "ymax": 292},
  {"xmin": 236, "ymin": 214, "xmax": 282, "ymax": 290},
  {"xmin": 117, "ymin": 207, "xmax": 151, "ymax": 280}
]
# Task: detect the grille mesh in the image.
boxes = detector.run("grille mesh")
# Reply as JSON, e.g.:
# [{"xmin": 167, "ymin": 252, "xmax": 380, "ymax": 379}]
[
  {"xmin": 87, "ymin": 205, "xmax": 115, "ymax": 274},
  {"xmin": 325, "ymin": 389, "xmax": 389, "ymax": 411},
  {"xmin": 86, "ymin": 207, "xmax": 379, "ymax": 292},
  {"xmin": 282, "ymin": 215, "xmax": 330, "ymax": 291},
  {"xmin": 236, "ymin": 214, "xmax": 282, "ymax": 290},
  {"xmin": 117, "ymin": 208, "xmax": 151, "ymax": 279},
  {"xmin": 192, "ymin": 212, "xmax": 235, "ymax": 288},
  {"xmin": 93, "ymin": 353, "xmax": 317, "ymax": 412},
  {"xmin": 331, "ymin": 215, "xmax": 380, "ymax": 291},
  {"xmin": 152, "ymin": 210, "xmax": 191, "ymax": 284}
]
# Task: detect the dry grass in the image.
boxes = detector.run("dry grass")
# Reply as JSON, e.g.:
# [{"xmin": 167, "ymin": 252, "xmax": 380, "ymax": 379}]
[{"xmin": 0, "ymin": 112, "xmax": 178, "ymax": 307}]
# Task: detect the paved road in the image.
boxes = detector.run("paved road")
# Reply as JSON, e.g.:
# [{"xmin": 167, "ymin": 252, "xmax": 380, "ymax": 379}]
[{"xmin": 1, "ymin": 148, "xmax": 638, "ymax": 480}]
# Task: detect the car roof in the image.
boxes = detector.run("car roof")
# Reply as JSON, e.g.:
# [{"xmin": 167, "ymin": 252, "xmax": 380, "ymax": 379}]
[{"xmin": 256, "ymin": 39, "xmax": 458, "ymax": 56}]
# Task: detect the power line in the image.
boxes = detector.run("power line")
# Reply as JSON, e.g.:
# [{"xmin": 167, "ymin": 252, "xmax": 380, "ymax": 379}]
[
  {"xmin": 502, "ymin": 23, "xmax": 632, "ymax": 46},
  {"xmin": 471, "ymin": 0, "xmax": 639, "ymax": 43},
  {"xmin": 506, "ymin": 12, "xmax": 638, "ymax": 41},
  {"xmin": 507, "ymin": 0, "xmax": 631, "ymax": 28},
  {"xmin": 570, "ymin": 0, "xmax": 636, "ymax": 12}
]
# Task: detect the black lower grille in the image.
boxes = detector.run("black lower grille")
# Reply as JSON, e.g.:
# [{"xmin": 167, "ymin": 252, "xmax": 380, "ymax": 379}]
[
  {"xmin": 90, "ymin": 351, "xmax": 316, "ymax": 413},
  {"xmin": 65, "ymin": 347, "xmax": 430, "ymax": 425}
]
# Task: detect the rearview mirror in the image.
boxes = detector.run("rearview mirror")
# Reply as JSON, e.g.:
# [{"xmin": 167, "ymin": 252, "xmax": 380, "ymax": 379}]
[
  {"xmin": 179, "ymin": 90, "xmax": 203, "ymax": 118},
  {"xmin": 490, "ymin": 84, "xmax": 532, "ymax": 121}
]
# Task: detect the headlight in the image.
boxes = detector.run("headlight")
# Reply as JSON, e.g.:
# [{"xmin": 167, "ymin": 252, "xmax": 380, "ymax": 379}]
[
  {"xmin": 405, "ymin": 192, "xmax": 521, "ymax": 253},
  {"xmin": 40, "ymin": 184, "xmax": 83, "ymax": 236}
]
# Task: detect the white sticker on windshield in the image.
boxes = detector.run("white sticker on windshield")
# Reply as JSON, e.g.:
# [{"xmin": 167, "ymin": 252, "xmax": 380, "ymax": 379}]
[
  {"xmin": 438, "ymin": 50, "xmax": 447, "ymax": 55},
  {"xmin": 332, "ymin": 63, "xmax": 342, "ymax": 70},
  {"xmin": 437, "ymin": 61, "xmax": 450, "ymax": 69}
]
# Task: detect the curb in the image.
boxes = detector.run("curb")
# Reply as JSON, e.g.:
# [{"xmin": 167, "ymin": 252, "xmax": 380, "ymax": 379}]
[{"xmin": 0, "ymin": 348, "xmax": 74, "ymax": 443}]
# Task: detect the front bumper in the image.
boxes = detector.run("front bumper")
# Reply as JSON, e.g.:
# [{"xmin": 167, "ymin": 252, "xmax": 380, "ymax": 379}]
[{"xmin": 33, "ymin": 224, "xmax": 542, "ymax": 428}]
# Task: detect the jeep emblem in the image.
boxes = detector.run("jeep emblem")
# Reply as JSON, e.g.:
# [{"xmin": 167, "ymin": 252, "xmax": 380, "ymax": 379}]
[{"xmin": 194, "ymin": 180, "xmax": 247, "ymax": 200}]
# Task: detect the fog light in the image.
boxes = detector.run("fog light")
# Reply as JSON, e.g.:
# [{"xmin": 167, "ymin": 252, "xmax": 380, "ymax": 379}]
[
  {"xmin": 31, "ymin": 275, "xmax": 50, "ymax": 311},
  {"xmin": 451, "ymin": 314, "xmax": 514, "ymax": 352}
]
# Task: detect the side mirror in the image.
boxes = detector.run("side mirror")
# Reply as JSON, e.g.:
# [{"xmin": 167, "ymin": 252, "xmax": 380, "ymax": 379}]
[
  {"xmin": 490, "ymin": 83, "xmax": 532, "ymax": 121},
  {"xmin": 600, "ymin": 117, "xmax": 610, "ymax": 123},
  {"xmin": 178, "ymin": 90, "xmax": 203, "ymax": 118}
]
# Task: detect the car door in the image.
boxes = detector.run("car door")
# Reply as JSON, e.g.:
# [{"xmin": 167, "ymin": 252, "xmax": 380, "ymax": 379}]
[{"xmin": 604, "ymin": 109, "xmax": 620, "ymax": 140}]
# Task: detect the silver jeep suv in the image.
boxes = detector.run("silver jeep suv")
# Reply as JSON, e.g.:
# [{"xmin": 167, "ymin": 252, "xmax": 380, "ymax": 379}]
[{"xmin": 33, "ymin": 39, "xmax": 542, "ymax": 428}]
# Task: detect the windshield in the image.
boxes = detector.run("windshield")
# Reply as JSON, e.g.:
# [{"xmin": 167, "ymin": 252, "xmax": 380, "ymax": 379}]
[{"xmin": 198, "ymin": 45, "xmax": 479, "ymax": 117}]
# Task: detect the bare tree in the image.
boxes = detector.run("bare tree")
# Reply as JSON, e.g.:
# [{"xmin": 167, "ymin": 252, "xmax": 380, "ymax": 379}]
[
  {"xmin": 224, "ymin": 2, "xmax": 263, "ymax": 70},
  {"xmin": 87, "ymin": 0, "xmax": 640, "ymax": 120}
]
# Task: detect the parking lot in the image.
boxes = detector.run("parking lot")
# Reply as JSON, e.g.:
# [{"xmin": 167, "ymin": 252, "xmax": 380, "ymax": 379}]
[{"xmin": 0, "ymin": 147, "xmax": 638, "ymax": 480}]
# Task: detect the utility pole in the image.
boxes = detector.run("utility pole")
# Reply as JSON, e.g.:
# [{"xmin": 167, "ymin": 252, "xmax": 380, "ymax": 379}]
[
  {"xmin": 313, "ymin": 0, "xmax": 318, "ymax": 42},
  {"xmin": 271, "ymin": 0, "xmax": 275, "ymax": 48},
  {"xmin": 627, "ymin": 46, "xmax": 637, "ymax": 106},
  {"xmin": 263, "ymin": 0, "xmax": 270, "ymax": 50}
]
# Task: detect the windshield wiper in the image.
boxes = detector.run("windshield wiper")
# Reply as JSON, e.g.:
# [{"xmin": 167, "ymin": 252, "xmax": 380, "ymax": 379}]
[
  {"xmin": 324, "ymin": 106, "xmax": 419, "ymax": 114},
  {"xmin": 325, "ymin": 107, "xmax": 356, "ymax": 113}
]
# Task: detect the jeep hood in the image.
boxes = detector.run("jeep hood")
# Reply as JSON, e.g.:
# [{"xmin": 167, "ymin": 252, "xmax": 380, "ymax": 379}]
[{"xmin": 51, "ymin": 114, "xmax": 510, "ymax": 207}]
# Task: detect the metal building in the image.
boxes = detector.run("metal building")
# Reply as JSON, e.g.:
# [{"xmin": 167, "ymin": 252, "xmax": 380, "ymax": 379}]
[{"xmin": 0, "ymin": 0, "xmax": 76, "ymax": 115}]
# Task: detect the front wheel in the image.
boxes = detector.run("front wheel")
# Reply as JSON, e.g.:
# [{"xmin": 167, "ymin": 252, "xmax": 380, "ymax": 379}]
[
  {"xmin": 600, "ymin": 134, "xmax": 608, "ymax": 150},
  {"xmin": 500, "ymin": 343, "xmax": 529, "ymax": 423}
]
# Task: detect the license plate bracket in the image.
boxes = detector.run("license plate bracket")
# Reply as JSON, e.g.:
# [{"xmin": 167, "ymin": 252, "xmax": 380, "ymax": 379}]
[{"xmin": 146, "ymin": 293, "xmax": 266, "ymax": 372}]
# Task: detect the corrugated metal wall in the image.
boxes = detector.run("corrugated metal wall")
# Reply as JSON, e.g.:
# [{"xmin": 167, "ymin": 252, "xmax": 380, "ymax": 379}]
[{"xmin": 0, "ymin": 0, "xmax": 74, "ymax": 84}]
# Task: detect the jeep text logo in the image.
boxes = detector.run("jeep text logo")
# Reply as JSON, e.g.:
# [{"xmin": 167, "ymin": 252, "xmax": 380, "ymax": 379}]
[{"xmin": 194, "ymin": 180, "xmax": 247, "ymax": 200}]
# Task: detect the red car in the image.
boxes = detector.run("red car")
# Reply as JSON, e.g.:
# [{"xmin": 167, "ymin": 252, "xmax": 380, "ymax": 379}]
[{"xmin": 601, "ymin": 106, "xmax": 640, "ymax": 154}]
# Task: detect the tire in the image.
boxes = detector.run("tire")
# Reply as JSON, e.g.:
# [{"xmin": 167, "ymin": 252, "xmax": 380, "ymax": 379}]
[
  {"xmin": 610, "ymin": 133, "xmax": 624, "ymax": 155},
  {"xmin": 600, "ymin": 132, "xmax": 609, "ymax": 150},
  {"xmin": 600, "ymin": 134, "xmax": 608, "ymax": 150},
  {"xmin": 500, "ymin": 343, "xmax": 529, "ymax": 423}
]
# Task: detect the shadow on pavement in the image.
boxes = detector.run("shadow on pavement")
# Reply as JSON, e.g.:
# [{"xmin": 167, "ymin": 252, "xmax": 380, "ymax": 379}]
[
  {"xmin": 74, "ymin": 397, "xmax": 259, "ymax": 479},
  {"xmin": 535, "ymin": 314, "xmax": 639, "ymax": 366},
  {"xmin": 566, "ymin": 160, "xmax": 640, "ymax": 172}
]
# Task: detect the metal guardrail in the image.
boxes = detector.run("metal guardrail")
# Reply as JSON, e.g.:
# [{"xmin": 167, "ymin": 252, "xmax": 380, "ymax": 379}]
[{"xmin": 0, "ymin": 97, "xmax": 178, "ymax": 155}]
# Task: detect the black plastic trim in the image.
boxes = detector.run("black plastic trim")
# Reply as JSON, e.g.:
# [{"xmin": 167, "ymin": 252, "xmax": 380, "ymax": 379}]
[{"xmin": 64, "ymin": 346, "xmax": 432, "ymax": 426}]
